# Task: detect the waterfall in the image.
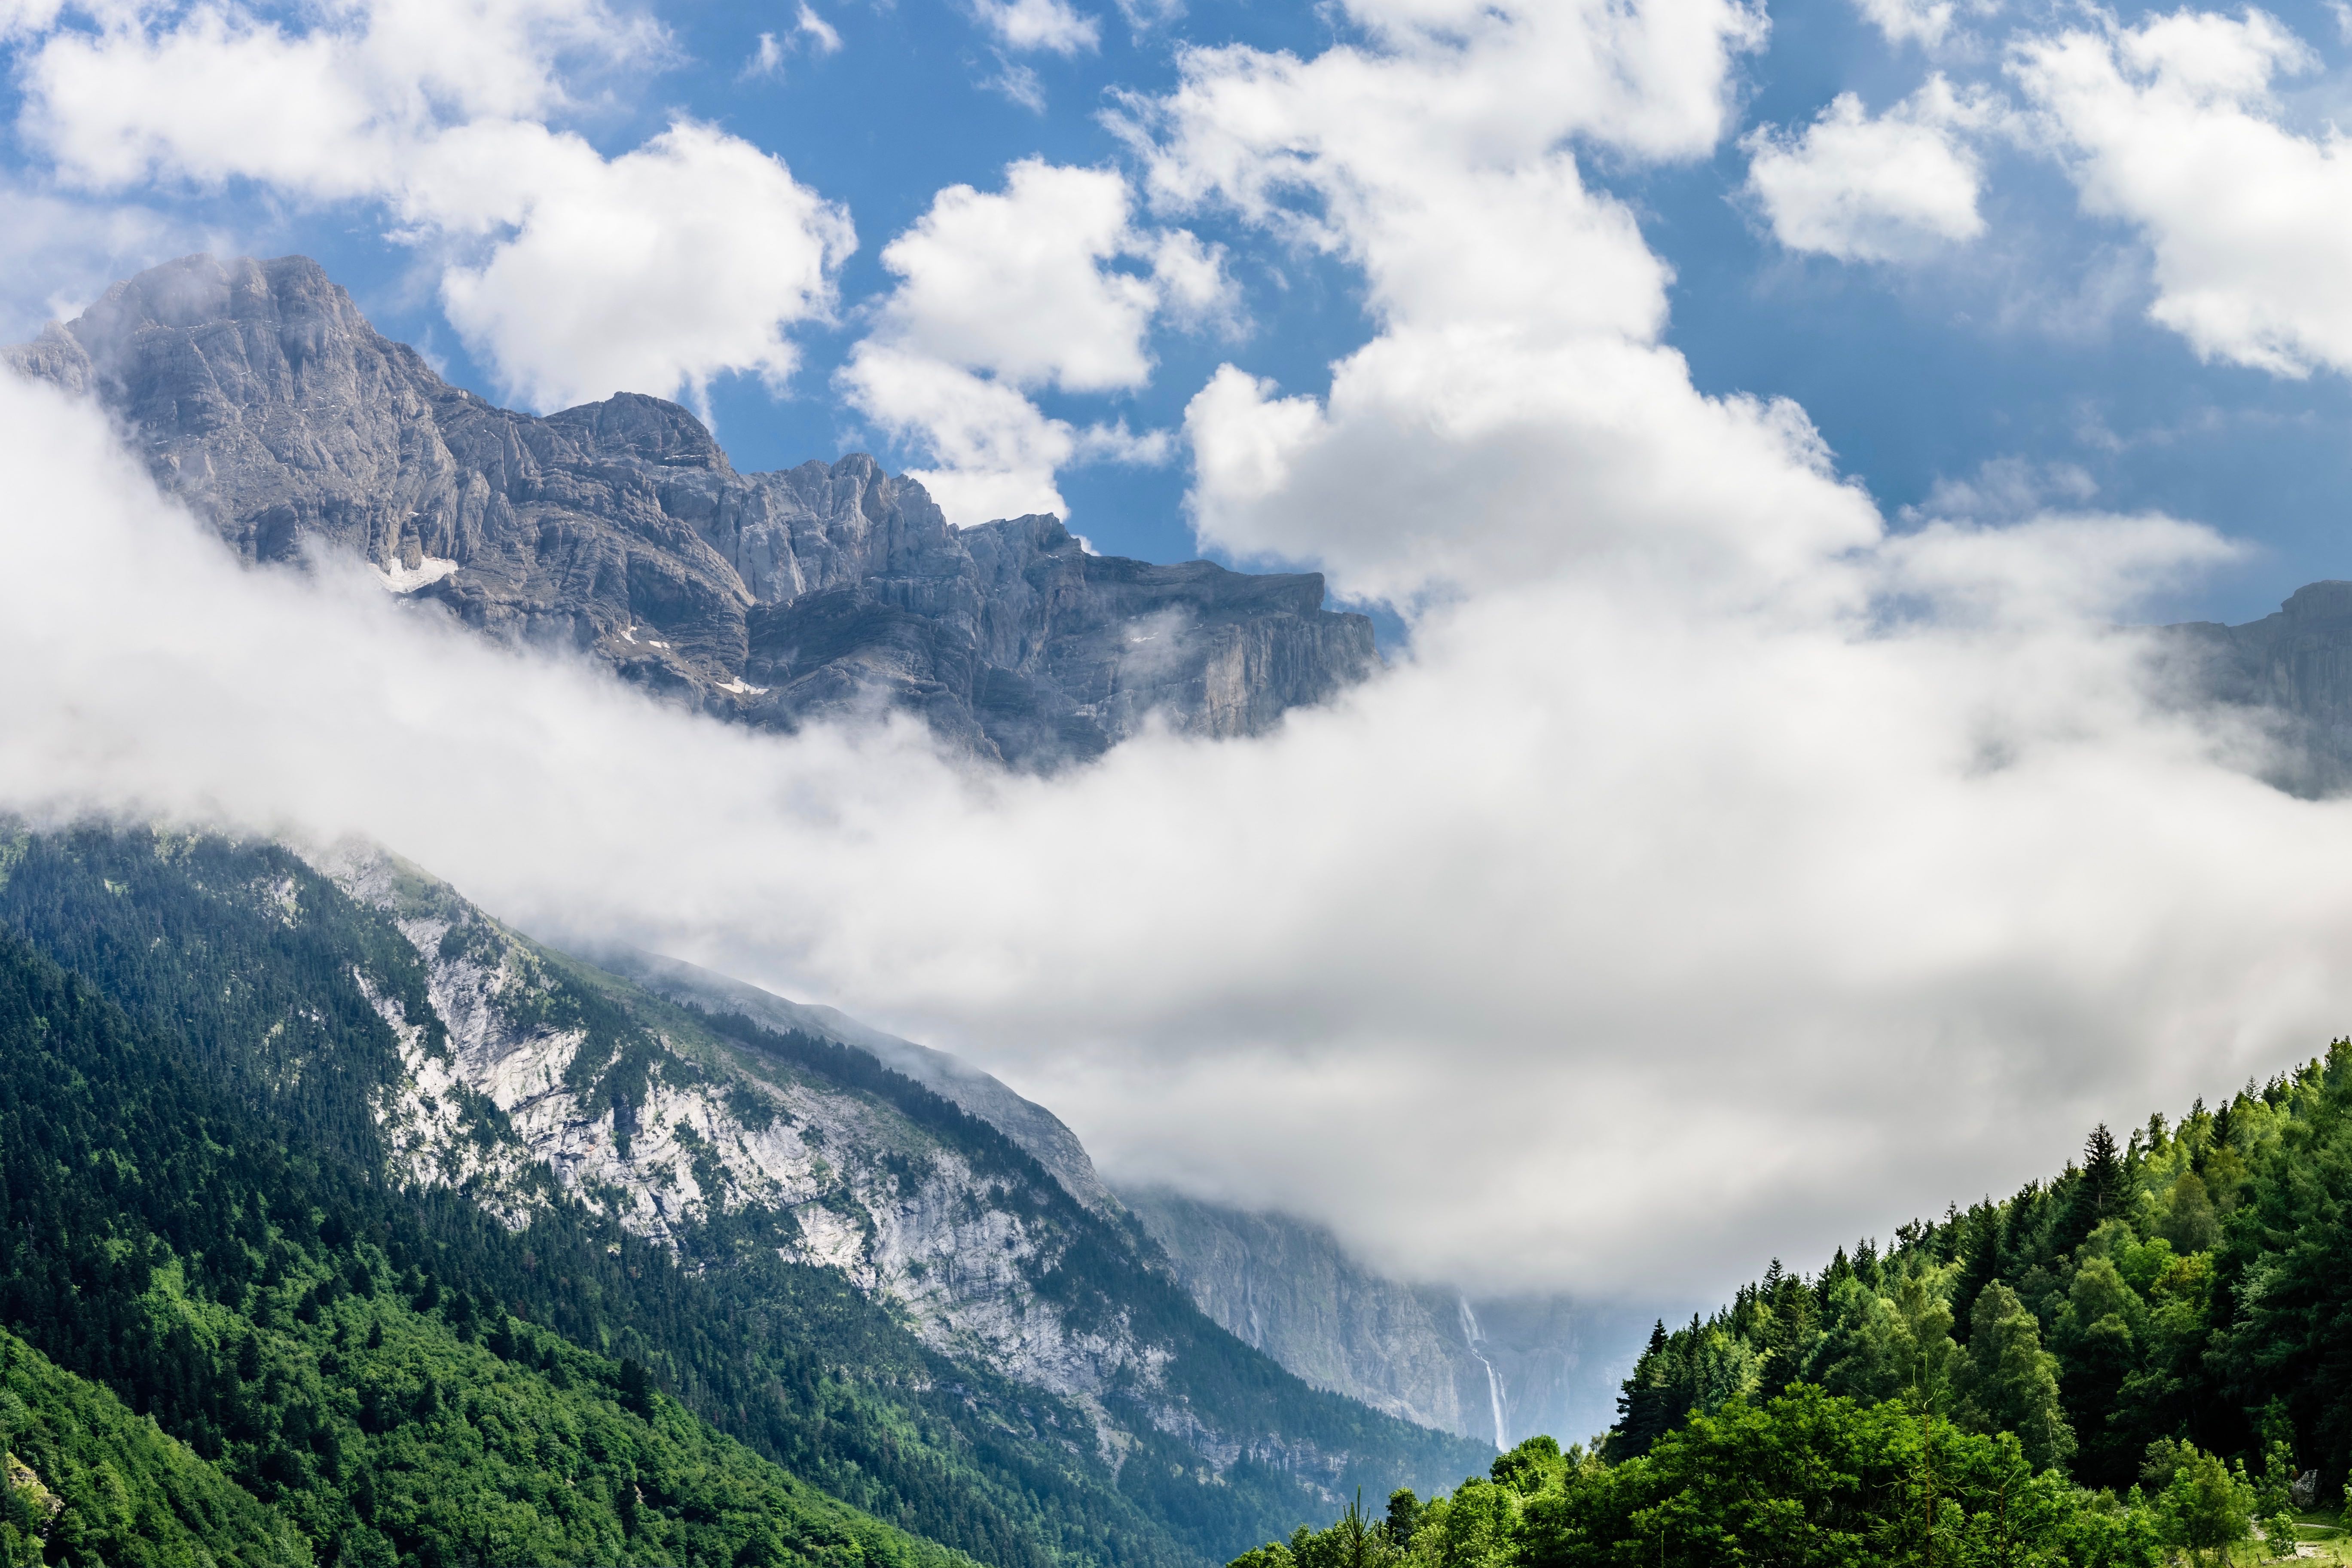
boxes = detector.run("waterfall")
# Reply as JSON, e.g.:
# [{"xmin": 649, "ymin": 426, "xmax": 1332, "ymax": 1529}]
[{"xmin": 1456, "ymin": 1297, "xmax": 1508, "ymax": 1450}]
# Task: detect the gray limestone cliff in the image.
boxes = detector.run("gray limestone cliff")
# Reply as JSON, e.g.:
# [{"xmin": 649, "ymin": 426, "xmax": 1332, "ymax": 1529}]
[
  {"xmin": 1121, "ymin": 1188, "xmax": 1655, "ymax": 1449},
  {"xmin": 559, "ymin": 948, "xmax": 1656, "ymax": 1453},
  {"xmin": 2163, "ymin": 581, "xmax": 2352, "ymax": 793},
  {"xmin": 593, "ymin": 945, "xmax": 1127, "ymax": 1223},
  {"xmin": 6, "ymin": 252, "xmax": 1377, "ymax": 766},
  {"xmin": 296, "ymin": 841, "xmax": 1491, "ymax": 1504}
]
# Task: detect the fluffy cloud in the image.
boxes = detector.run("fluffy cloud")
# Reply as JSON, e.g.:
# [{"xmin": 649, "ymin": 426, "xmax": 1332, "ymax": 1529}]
[
  {"xmin": 17, "ymin": 0, "xmax": 852, "ymax": 408},
  {"xmin": 9, "ymin": 0, "xmax": 2347, "ymax": 1314},
  {"xmin": 872, "ymin": 160, "xmax": 1162, "ymax": 392},
  {"xmin": 1852, "ymin": 0, "xmax": 1952, "ymax": 46},
  {"xmin": 0, "ymin": 363, "xmax": 2325, "ymax": 1307},
  {"xmin": 435, "ymin": 122, "xmax": 852, "ymax": 409},
  {"xmin": 970, "ymin": 0, "xmax": 1097, "ymax": 54},
  {"xmin": 1744, "ymin": 81, "xmax": 1988, "ymax": 263},
  {"xmin": 2015, "ymin": 8, "xmax": 2352, "ymax": 377},
  {"xmin": 840, "ymin": 159, "xmax": 1225, "ymax": 524},
  {"xmin": 1126, "ymin": 0, "xmax": 1827, "ymax": 605}
]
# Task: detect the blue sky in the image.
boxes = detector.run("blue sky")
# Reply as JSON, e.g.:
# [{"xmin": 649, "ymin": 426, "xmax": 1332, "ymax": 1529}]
[{"xmin": 12, "ymin": 0, "xmax": 2352, "ymax": 625}]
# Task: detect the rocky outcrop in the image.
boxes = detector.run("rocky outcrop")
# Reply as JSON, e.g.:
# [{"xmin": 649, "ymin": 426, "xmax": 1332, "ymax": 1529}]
[
  {"xmin": 299, "ymin": 841, "xmax": 1492, "ymax": 1507},
  {"xmin": 1122, "ymin": 1187, "xmax": 1653, "ymax": 1449},
  {"xmin": 596, "ymin": 945, "xmax": 1129, "ymax": 1223},
  {"xmin": 2163, "ymin": 582, "xmax": 2352, "ymax": 793},
  {"xmin": 6, "ymin": 253, "xmax": 1378, "ymax": 766},
  {"xmin": 313, "ymin": 841, "xmax": 1155, "ymax": 1412}
]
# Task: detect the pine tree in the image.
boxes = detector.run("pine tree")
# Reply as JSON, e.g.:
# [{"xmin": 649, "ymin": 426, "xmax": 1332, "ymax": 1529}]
[
  {"xmin": 2083, "ymin": 1124, "xmax": 2123, "ymax": 1219},
  {"xmin": 1611, "ymin": 1322, "xmax": 1677, "ymax": 1458}
]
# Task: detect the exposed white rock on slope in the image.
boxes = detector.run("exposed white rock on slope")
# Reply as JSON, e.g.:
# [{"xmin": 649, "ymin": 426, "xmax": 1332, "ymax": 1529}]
[
  {"xmin": 597, "ymin": 945, "xmax": 1128, "ymax": 1222},
  {"xmin": 310, "ymin": 841, "xmax": 1170, "ymax": 1420}
]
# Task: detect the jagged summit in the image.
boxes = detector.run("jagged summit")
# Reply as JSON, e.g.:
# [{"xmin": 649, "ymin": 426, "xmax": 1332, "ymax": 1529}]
[{"xmin": 6, "ymin": 253, "xmax": 1377, "ymax": 766}]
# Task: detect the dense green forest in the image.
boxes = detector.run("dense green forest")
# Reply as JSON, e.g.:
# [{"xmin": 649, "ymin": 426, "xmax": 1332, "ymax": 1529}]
[
  {"xmin": 1226, "ymin": 1049, "xmax": 2352, "ymax": 1564},
  {"xmin": 0, "ymin": 823, "xmax": 1484, "ymax": 1568},
  {"xmin": 0, "ymin": 893, "xmax": 983, "ymax": 1568}
]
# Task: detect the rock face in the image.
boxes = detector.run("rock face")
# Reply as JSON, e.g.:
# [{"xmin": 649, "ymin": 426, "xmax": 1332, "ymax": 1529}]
[
  {"xmin": 2164, "ymin": 582, "xmax": 2352, "ymax": 792},
  {"xmin": 300, "ymin": 841, "xmax": 1492, "ymax": 1518},
  {"xmin": 1121, "ymin": 1188, "xmax": 1654, "ymax": 1449},
  {"xmin": 593, "ymin": 951, "xmax": 1658, "ymax": 1452},
  {"xmin": 597, "ymin": 944, "xmax": 1128, "ymax": 1223},
  {"xmin": 5, "ymin": 253, "xmax": 1378, "ymax": 765}
]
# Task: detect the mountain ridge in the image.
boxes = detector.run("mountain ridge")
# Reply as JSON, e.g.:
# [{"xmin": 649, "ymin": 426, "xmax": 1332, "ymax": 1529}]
[
  {"xmin": 0, "ymin": 819, "xmax": 1494, "ymax": 1567},
  {"xmin": 3, "ymin": 252, "xmax": 1378, "ymax": 768}
]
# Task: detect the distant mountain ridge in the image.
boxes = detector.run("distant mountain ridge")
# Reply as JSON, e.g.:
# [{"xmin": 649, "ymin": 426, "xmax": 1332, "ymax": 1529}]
[
  {"xmin": 3, "ymin": 253, "xmax": 1377, "ymax": 767},
  {"xmin": 1118, "ymin": 1189, "xmax": 1652, "ymax": 1451},
  {"xmin": 2165, "ymin": 581, "xmax": 2352, "ymax": 792}
]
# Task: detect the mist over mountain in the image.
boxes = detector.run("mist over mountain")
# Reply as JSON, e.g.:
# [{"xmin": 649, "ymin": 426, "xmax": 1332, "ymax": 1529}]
[
  {"xmin": 597, "ymin": 935, "xmax": 1660, "ymax": 1455},
  {"xmin": 0, "ymin": 819, "xmax": 1500, "ymax": 1568}
]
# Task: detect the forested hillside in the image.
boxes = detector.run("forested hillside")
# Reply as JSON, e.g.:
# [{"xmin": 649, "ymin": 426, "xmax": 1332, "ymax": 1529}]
[
  {"xmin": 0, "ymin": 912, "xmax": 971, "ymax": 1568},
  {"xmin": 1222, "ymin": 1047, "xmax": 2352, "ymax": 1563},
  {"xmin": 0, "ymin": 822, "xmax": 1484, "ymax": 1568}
]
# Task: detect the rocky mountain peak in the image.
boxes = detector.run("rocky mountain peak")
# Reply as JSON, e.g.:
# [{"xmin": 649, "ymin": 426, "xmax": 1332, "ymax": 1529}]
[{"xmin": 6, "ymin": 253, "xmax": 1378, "ymax": 767}]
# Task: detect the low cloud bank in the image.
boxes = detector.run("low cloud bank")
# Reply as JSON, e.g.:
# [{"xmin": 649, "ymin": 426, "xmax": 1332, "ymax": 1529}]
[
  {"xmin": 0, "ymin": 364, "xmax": 2338, "ymax": 1302},
  {"xmin": 9, "ymin": 0, "xmax": 2352, "ymax": 1305}
]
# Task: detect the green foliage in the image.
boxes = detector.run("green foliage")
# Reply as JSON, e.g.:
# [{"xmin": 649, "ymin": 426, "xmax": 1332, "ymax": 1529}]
[
  {"xmin": 2141, "ymin": 1438, "xmax": 2256, "ymax": 1563},
  {"xmin": 1239, "ymin": 1396, "xmax": 2167, "ymax": 1568},
  {"xmin": 1955, "ymin": 1282, "xmax": 2076, "ymax": 1473},
  {"xmin": 1601, "ymin": 1050, "xmax": 2352, "ymax": 1505},
  {"xmin": 1239, "ymin": 1037, "xmax": 2352, "ymax": 1567},
  {"xmin": 0, "ymin": 1326, "xmax": 305, "ymax": 1568},
  {"xmin": 0, "ymin": 911, "xmax": 976, "ymax": 1568}
]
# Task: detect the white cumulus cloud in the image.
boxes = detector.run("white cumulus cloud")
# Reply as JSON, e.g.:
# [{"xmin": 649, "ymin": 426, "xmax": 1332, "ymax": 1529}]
[
  {"xmin": 434, "ymin": 121, "xmax": 852, "ymax": 409},
  {"xmin": 2015, "ymin": 8, "xmax": 2352, "ymax": 378},
  {"xmin": 16, "ymin": 0, "xmax": 853, "ymax": 409},
  {"xmin": 1852, "ymin": 0, "xmax": 1954, "ymax": 46},
  {"xmin": 840, "ymin": 159, "xmax": 1228, "ymax": 524},
  {"xmin": 1744, "ymin": 80, "xmax": 1989, "ymax": 263},
  {"xmin": 970, "ymin": 0, "xmax": 1097, "ymax": 54}
]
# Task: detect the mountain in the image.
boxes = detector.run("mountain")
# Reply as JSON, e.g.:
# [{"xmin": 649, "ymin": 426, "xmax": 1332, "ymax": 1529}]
[
  {"xmin": 598, "ymin": 949, "xmax": 1650, "ymax": 1456},
  {"xmin": 595, "ymin": 946, "xmax": 1125, "ymax": 1223},
  {"xmin": 0, "ymin": 820, "xmax": 1493, "ymax": 1568},
  {"xmin": 2165, "ymin": 581, "xmax": 2352, "ymax": 792},
  {"xmin": 0, "ymin": 868, "xmax": 984, "ymax": 1568},
  {"xmin": 1118, "ymin": 1192, "xmax": 1649, "ymax": 1451},
  {"xmin": 1, "ymin": 254, "xmax": 1377, "ymax": 767}
]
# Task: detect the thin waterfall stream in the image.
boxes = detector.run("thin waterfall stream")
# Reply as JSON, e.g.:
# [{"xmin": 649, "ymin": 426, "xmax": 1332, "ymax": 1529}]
[{"xmin": 1456, "ymin": 1297, "xmax": 1508, "ymax": 1450}]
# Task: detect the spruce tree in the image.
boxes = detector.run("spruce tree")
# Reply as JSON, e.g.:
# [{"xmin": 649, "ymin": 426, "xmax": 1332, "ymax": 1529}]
[
  {"xmin": 1611, "ymin": 1322, "xmax": 1676, "ymax": 1458},
  {"xmin": 2082, "ymin": 1124, "xmax": 2123, "ymax": 1219}
]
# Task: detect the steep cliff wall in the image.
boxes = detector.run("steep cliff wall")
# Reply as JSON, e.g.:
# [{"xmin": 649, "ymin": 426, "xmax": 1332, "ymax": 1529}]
[
  {"xmin": 294, "ymin": 840, "xmax": 1490, "ymax": 1516},
  {"xmin": 2164, "ymin": 581, "xmax": 2352, "ymax": 793},
  {"xmin": 1122, "ymin": 1189, "xmax": 1653, "ymax": 1450},
  {"xmin": 5, "ymin": 253, "xmax": 1378, "ymax": 766}
]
